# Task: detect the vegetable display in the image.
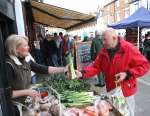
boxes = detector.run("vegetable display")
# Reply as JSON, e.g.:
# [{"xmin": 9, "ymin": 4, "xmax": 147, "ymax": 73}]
[
  {"xmin": 40, "ymin": 73, "xmax": 90, "ymax": 93},
  {"xmin": 24, "ymin": 86, "xmax": 63, "ymax": 116},
  {"xmin": 37, "ymin": 73, "xmax": 93, "ymax": 108}
]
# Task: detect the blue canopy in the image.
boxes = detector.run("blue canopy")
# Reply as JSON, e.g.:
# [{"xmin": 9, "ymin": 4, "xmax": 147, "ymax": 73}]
[{"xmin": 109, "ymin": 7, "xmax": 150, "ymax": 29}]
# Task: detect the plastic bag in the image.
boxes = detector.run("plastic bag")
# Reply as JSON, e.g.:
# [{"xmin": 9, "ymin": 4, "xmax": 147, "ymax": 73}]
[{"xmin": 108, "ymin": 86, "xmax": 130, "ymax": 116}]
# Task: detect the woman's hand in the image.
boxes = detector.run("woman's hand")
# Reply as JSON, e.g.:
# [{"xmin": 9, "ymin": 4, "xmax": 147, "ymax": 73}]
[
  {"xmin": 26, "ymin": 89, "xmax": 40, "ymax": 99},
  {"xmin": 12, "ymin": 89, "xmax": 40, "ymax": 99},
  {"xmin": 48, "ymin": 65, "xmax": 69, "ymax": 74}
]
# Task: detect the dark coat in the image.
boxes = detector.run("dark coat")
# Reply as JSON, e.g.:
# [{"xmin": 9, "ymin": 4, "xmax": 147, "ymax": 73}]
[{"xmin": 91, "ymin": 35, "xmax": 103, "ymax": 61}]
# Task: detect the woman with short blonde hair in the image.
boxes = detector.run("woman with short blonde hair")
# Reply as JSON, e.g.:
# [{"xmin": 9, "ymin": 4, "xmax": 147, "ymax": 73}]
[
  {"xmin": 5, "ymin": 34, "xmax": 29, "ymax": 56},
  {"xmin": 5, "ymin": 34, "xmax": 68, "ymax": 116}
]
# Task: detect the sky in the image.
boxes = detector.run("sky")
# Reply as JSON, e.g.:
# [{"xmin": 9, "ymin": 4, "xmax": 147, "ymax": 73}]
[{"xmin": 43, "ymin": 0, "xmax": 111, "ymax": 14}]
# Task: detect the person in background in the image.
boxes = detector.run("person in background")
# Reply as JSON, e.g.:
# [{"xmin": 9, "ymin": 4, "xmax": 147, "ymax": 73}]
[
  {"xmin": 79, "ymin": 36, "xmax": 81, "ymax": 41},
  {"xmin": 76, "ymin": 28, "xmax": 149, "ymax": 116},
  {"xmin": 144, "ymin": 33, "xmax": 150, "ymax": 62},
  {"xmin": 60, "ymin": 34, "xmax": 73, "ymax": 65},
  {"xmin": 5, "ymin": 34, "xmax": 68, "ymax": 116},
  {"xmin": 140, "ymin": 35, "xmax": 145, "ymax": 54},
  {"xmin": 54, "ymin": 32, "xmax": 62, "ymax": 66},
  {"xmin": 72, "ymin": 35, "xmax": 81, "ymax": 69},
  {"xmin": 58, "ymin": 32, "xmax": 64, "ymax": 65},
  {"xmin": 47, "ymin": 35, "xmax": 59, "ymax": 66},
  {"xmin": 40, "ymin": 34, "xmax": 49, "ymax": 65},
  {"xmin": 89, "ymin": 32, "xmax": 95, "ymax": 40},
  {"xmin": 74, "ymin": 35, "xmax": 81, "ymax": 42},
  {"xmin": 83, "ymin": 36, "xmax": 89, "ymax": 42},
  {"xmin": 73, "ymin": 35, "xmax": 81, "ymax": 55},
  {"xmin": 54, "ymin": 32, "xmax": 62, "ymax": 49},
  {"xmin": 91, "ymin": 30, "xmax": 105, "ymax": 87},
  {"xmin": 68, "ymin": 35, "xmax": 74, "ymax": 51},
  {"xmin": 33, "ymin": 33, "xmax": 43, "ymax": 64},
  {"xmin": 59, "ymin": 32, "xmax": 64, "ymax": 41}
]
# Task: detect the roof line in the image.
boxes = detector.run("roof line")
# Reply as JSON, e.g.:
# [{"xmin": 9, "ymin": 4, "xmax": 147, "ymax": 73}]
[
  {"xmin": 32, "ymin": 6, "xmax": 86, "ymax": 21},
  {"xmin": 128, "ymin": 0, "xmax": 140, "ymax": 4},
  {"xmin": 104, "ymin": 0, "xmax": 117, "ymax": 7},
  {"xmin": 66, "ymin": 17, "xmax": 96, "ymax": 30},
  {"xmin": 34, "ymin": 21, "xmax": 65, "ymax": 29},
  {"xmin": 31, "ymin": 0, "xmax": 90, "ymax": 15}
]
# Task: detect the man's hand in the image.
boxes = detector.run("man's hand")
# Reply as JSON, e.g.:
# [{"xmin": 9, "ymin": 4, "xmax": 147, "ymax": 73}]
[
  {"xmin": 115, "ymin": 72, "xmax": 127, "ymax": 83},
  {"xmin": 75, "ymin": 70, "xmax": 83, "ymax": 78}
]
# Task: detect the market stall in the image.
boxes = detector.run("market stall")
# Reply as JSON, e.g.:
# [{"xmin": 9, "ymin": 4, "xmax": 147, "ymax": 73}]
[
  {"xmin": 19, "ymin": 1, "xmax": 129, "ymax": 116},
  {"xmin": 16, "ymin": 43, "xmax": 126, "ymax": 116},
  {"xmin": 109, "ymin": 7, "xmax": 150, "ymax": 49}
]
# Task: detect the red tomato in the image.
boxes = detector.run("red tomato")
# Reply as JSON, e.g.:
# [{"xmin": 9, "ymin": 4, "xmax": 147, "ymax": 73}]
[{"xmin": 40, "ymin": 91, "xmax": 48, "ymax": 98}]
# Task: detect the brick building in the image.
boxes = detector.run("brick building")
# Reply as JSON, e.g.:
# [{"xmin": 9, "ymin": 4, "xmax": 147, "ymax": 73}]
[
  {"xmin": 103, "ymin": 0, "xmax": 116, "ymax": 25},
  {"xmin": 103, "ymin": 0, "xmax": 130, "ymax": 25},
  {"xmin": 102, "ymin": 0, "xmax": 149, "ymax": 25}
]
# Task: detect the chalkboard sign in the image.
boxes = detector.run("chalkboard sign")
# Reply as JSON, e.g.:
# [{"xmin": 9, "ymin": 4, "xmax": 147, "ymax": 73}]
[{"xmin": 75, "ymin": 41, "xmax": 92, "ymax": 70}]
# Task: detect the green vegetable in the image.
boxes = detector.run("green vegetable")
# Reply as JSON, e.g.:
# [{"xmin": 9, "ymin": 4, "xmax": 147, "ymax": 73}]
[
  {"xmin": 37, "ymin": 71, "xmax": 93, "ymax": 108},
  {"xmin": 40, "ymin": 74, "xmax": 90, "ymax": 93},
  {"xmin": 60, "ymin": 91, "xmax": 94, "ymax": 108},
  {"xmin": 66, "ymin": 53, "xmax": 77, "ymax": 79}
]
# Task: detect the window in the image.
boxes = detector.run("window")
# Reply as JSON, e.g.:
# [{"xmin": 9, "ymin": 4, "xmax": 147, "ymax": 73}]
[
  {"xmin": 134, "ymin": 2, "xmax": 139, "ymax": 11},
  {"xmin": 125, "ymin": 7, "xmax": 130, "ymax": 18},
  {"xmin": 107, "ymin": 15, "xmax": 109, "ymax": 24},
  {"xmin": 99, "ymin": 10, "xmax": 103, "ymax": 17},
  {"xmin": 116, "ymin": 0, "xmax": 119, "ymax": 7},
  {"xmin": 109, "ymin": 15, "xmax": 113, "ymax": 24},
  {"xmin": 125, "ymin": 0, "xmax": 128, "ymax": 4},
  {"xmin": 115, "ymin": 11, "xmax": 120, "ymax": 21},
  {"xmin": 108, "ymin": 6, "xmax": 110, "ymax": 12}
]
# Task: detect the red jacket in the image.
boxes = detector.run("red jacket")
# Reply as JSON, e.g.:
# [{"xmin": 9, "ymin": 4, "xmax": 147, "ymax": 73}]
[{"xmin": 83, "ymin": 38, "xmax": 149, "ymax": 97}]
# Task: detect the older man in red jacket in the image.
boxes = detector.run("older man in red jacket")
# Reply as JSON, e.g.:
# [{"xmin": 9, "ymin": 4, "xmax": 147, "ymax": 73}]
[{"xmin": 76, "ymin": 28, "xmax": 149, "ymax": 116}]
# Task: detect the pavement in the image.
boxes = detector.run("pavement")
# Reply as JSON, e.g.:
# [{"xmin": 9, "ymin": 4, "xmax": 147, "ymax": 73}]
[{"xmin": 135, "ymin": 70, "xmax": 150, "ymax": 116}]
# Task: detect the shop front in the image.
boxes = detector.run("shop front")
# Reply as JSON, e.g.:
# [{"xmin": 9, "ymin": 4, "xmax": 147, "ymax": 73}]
[{"xmin": 0, "ymin": 0, "xmax": 17, "ymax": 116}]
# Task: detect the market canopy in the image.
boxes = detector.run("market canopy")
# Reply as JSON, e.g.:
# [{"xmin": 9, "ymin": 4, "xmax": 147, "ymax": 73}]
[
  {"xmin": 30, "ymin": 0, "xmax": 96, "ymax": 30},
  {"xmin": 109, "ymin": 7, "xmax": 150, "ymax": 29}
]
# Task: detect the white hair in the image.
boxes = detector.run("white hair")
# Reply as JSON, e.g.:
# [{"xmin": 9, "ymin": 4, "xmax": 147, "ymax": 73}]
[
  {"xmin": 5, "ymin": 34, "xmax": 29, "ymax": 56},
  {"xmin": 103, "ymin": 28, "xmax": 117, "ymax": 36}
]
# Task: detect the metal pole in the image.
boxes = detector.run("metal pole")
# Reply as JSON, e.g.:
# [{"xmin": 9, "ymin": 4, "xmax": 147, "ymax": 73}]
[
  {"xmin": 137, "ymin": 26, "xmax": 140, "ymax": 49},
  {"xmin": 148, "ymin": 0, "xmax": 149, "ymax": 10}
]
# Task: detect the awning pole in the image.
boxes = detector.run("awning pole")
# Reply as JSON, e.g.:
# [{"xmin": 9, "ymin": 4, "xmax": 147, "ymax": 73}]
[{"xmin": 137, "ymin": 26, "xmax": 140, "ymax": 49}]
